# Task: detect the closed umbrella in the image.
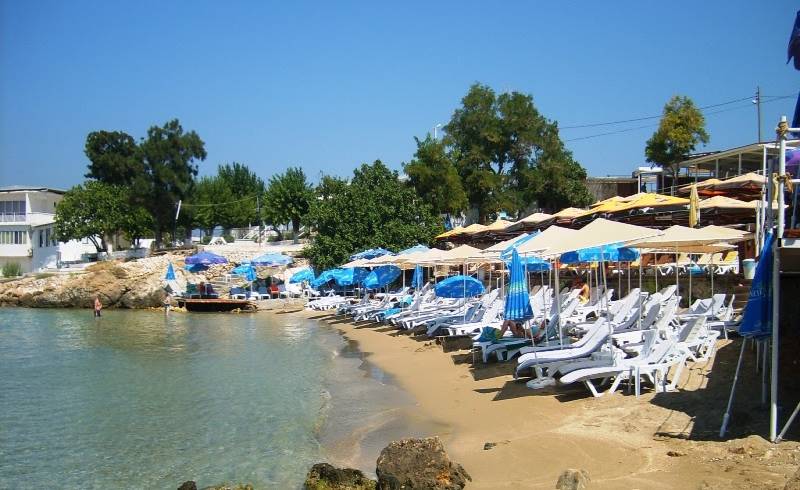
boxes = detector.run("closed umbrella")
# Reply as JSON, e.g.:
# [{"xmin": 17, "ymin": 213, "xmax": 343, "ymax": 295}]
[
  {"xmin": 411, "ymin": 264, "xmax": 423, "ymax": 288},
  {"xmin": 363, "ymin": 265, "xmax": 401, "ymax": 289},
  {"xmin": 290, "ymin": 268, "xmax": 315, "ymax": 284},
  {"xmin": 185, "ymin": 251, "xmax": 228, "ymax": 265},
  {"xmin": 504, "ymin": 249, "xmax": 533, "ymax": 321},
  {"xmin": 164, "ymin": 262, "xmax": 176, "ymax": 280},
  {"xmin": 434, "ymin": 275, "xmax": 484, "ymax": 298},
  {"xmin": 689, "ymin": 184, "xmax": 700, "ymax": 227}
]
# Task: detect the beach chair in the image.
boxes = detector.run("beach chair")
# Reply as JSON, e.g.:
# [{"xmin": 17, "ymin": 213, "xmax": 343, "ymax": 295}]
[
  {"xmin": 514, "ymin": 319, "xmax": 611, "ymax": 379},
  {"xmin": 205, "ymin": 284, "xmax": 219, "ymax": 298},
  {"xmin": 714, "ymin": 251, "xmax": 739, "ymax": 275}
]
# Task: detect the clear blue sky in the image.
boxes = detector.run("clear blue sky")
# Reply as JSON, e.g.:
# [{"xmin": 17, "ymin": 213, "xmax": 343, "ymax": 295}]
[{"xmin": 1, "ymin": 1, "xmax": 798, "ymax": 189}]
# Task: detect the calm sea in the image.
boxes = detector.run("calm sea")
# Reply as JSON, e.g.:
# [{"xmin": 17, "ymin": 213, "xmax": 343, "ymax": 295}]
[{"xmin": 0, "ymin": 308, "xmax": 428, "ymax": 489}]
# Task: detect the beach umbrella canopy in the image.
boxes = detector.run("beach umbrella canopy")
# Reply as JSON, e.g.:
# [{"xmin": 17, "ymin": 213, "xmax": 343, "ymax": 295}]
[
  {"xmin": 398, "ymin": 244, "xmax": 430, "ymax": 255},
  {"xmin": 411, "ymin": 264, "xmax": 423, "ymax": 288},
  {"xmin": 311, "ymin": 269, "xmax": 338, "ymax": 288},
  {"xmin": 185, "ymin": 250, "xmax": 228, "ymax": 265},
  {"xmin": 499, "ymin": 232, "xmax": 540, "ymax": 261},
  {"xmin": 504, "ymin": 249, "xmax": 534, "ymax": 321},
  {"xmin": 560, "ymin": 243, "xmax": 640, "ymax": 264},
  {"xmin": 434, "ymin": 275, "xmax": 484, "ymax": 298},
  {"xmin": 349, "ymin": 248, "xmax": 393, "ymax": 261},
  {"xmin": 251, "ymin": 253, "xmax": 293, "ymax": 267},
  {"xmin": 289, "ymin": 268, "xmax": 315, "ymax": 284},
  {"xmin": 363, "ymin": 265, "xmax": 401, "ymax": 289},
  {"xmin": 164, "ymin": 262, "xmax": 176, "ymax": 280},
  {"xmin": 331, "ymin": 267, "xmax": 369, "ymax": 286}
]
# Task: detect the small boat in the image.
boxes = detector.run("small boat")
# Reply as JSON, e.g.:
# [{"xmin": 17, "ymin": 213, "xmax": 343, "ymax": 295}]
[{"xmin": 179, "ymin": 298, "xmax": 256, "ymax": 312}]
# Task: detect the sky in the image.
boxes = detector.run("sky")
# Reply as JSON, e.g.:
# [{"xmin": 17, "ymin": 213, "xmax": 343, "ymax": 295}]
[{"xmin": 1, "ymin": 1, "xmax": 798, "ymax": 189}]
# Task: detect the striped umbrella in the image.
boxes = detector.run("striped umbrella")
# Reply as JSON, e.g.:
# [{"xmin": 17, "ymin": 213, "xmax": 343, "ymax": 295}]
[{"xmin": 504, "ymin": 248, "xmax": 533, "ymax": 321}]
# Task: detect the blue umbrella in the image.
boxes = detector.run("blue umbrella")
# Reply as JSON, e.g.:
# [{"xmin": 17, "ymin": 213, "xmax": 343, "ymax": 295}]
[
  {"xmin": 251, "ymin": 253, "xmax": 293, "ymax": 267},
  {"xmin": 331, "ymin": 267, "xmax": 369, "ymax": 286},
  {"xmin": 739, "ymin": 232, "xmax": 774, "ymax": 339},
  {"xmin": 398, "ymin": 244, "xmax": 430, "ymax": 255},
  {"xmin": 506, "ymin": 255, "xmax": 551, "ymax": 272},
  {"xmin": 411, "ymin": 264, "xmax": 423, "ymax": 288},
  {"xmin": 349, "ymin": 248, "xmax": 393, "ymax": 261},
  {"xmin": 185, "ymin": 250, "xmax": 228, "ymax": 265},
  {"xmin": 363, "ymin": 266, "xmax": 401, "ymax": 289},
  {"xmin": 290, "ymin": 268, "xmax": 315, "ymax": 284},
  {"xmin": 311, "ymin": 269, "xmax": 335, "ymax": 288},
  {"xmin": 164, "ymin": 262, "xmax": 176, "ymax": 280},
  {"xmin": 499, "ymin": 232, "xmax": 539, "ymax": 261},
  {"xmin": 184, "ymin": 263, "xmax": 207, "ymax": 272},
  {"xmin": 504, "ymin": 249, "xmax": 534, "ymax": 321},
  {"xmin": 559, "ymin": 243, "xmax": 639, "ymax": 264},
  {"xmin": 434, "ymin": 275, "xmax": 484, "ymax": 298}
]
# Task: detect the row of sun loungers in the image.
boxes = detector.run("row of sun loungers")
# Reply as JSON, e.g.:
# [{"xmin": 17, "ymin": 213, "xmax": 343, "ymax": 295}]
[{"xmin": 305, "ymin": 278, "xmax": 738, "ymax": 399}]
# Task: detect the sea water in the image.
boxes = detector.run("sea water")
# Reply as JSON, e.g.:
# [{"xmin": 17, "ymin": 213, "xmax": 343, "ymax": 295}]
[{"xmin": 0, "ymin": 308, "xmax": 428, "ymax": 489}]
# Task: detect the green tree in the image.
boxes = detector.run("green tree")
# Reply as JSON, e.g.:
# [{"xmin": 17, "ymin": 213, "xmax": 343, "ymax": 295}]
[
  {"xmin": 444, "ymin": 83, "xmax": 592, "ymax": 219},
  {"xmin": 136, "ymin": 119, "xmax": 206, "ymax": 245},
  {"xmin": 84, "ymin": 130, "xmax": 142, "ymax": 185},
  {"xmin": 305, "ymin": 161, "xmax": 442, "ymax": 269},
  {"xmin": 645, "ymin": 95, "xmax": 710, "ymax": 193},
  {"xmin": 263, "ymin": 167, "xmax": 314, "ymax": 235},
  {"xmin": 403, "ymin": 135, "xmax": 468, "ymax": 215},
  {"xmin": 191, "ymin": 175, "xmax": 232, "ymax": 234},
  {"xmin": 217, "ymin": 162, "xmax": 264, "ymax": 226},
  {"xmin": 54, "ymin": 181, "xmax": 146, "ymax": 252},
  {"xmin": 83, "ymin": 119, "xmax": 207, "ymax": 246}
]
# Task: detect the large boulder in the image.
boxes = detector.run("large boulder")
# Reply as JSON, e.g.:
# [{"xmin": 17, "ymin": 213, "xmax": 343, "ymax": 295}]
[
  {"xmin": 304, "ymin": 463, "xmax": 377, "ymax": 490},
  {"xmin": 375, "ymin": 437, "xmax": 470, "ymax": 489},
  {"xmin": 556, "ymin": 469, "xmax": 590, "ymax": 490}
]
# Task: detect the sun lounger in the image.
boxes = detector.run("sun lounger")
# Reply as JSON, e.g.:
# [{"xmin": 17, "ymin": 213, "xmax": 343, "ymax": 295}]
[{"xmin": 514, "ymin": 319, "xmax": 611, "ymax": 379}]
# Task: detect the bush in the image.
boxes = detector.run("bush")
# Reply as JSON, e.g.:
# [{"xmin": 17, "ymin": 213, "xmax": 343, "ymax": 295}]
[
  {"xmin": 223, "ymin": 233, "xmax": 235, "ymax": 243},
  {"xmin": 2, "ymin": 262, "xmax": 22, "ymax": 277},
  {"xmin": 35, "ymin": 272, "xmax": 55, "ymax": 280}
]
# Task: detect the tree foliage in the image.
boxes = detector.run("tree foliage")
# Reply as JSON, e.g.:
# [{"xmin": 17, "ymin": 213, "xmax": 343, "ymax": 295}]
[
  {"xmin": 263, "ymin": 167, "xmax": 314, "ymax": 233},
  {"xmin": 54, "ymin": 181, "xmax": 151, "ymax": 252},
  {"xmin": 645, "ymin": 95, "xmax": 710, "ymax": 186},
  {"xmin": 305, "ymin": 161, "xmax": 442, "ymax": 270},
  {"xmin": 443, "ymin": 83, "xmax": 592, "ymax": 219},
  {"xmin": 83, "ymin": 119, "xmax": 206, "ymax": 245},
  {"xmin": 191, "ymin": 162, "xmax": 264, "ymax": 232},
  {"xmin": 403, "ymin": 135, "xmax": 468, "ymax": 215}
]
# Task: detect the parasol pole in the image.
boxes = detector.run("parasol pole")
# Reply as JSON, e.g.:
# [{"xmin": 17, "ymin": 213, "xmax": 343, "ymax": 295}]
[{"xmin": 770, "ymin": 116, "xmax": 788, "ymax": 442}]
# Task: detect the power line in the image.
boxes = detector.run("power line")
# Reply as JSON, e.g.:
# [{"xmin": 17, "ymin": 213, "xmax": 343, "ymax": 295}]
[
  {"xmin": 180, "ymin": 195, "xmax": 259, "ymax": 208},
  {"xmin": 560, "ymin": 94, "xmax": 796, "ymax": 130},
  {"xmin": 565, "ymin": 95, "xmax": 796, "ymax": 143}
]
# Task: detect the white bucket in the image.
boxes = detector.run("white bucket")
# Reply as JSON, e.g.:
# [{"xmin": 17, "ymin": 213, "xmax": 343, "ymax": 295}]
[{"xmin": 742, "ymin": 259, "xmax": 756, "ymax": 280}]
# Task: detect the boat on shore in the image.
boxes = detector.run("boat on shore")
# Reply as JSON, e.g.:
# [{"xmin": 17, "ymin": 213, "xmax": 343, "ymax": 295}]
[{"xmin": 178, "ymin": 298, "xmax": 256, "ymax": 312}]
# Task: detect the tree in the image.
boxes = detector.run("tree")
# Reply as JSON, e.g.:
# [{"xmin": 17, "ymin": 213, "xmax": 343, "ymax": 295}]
[
  {"xmin": 84, "ymin": 130, "xmax": 142, "ymax": 185},
  {"xmin": 138, "ymin": 119, "xmax": 206, "ymax": 245},
  {"xmin": 444, "ymin": 83, "xmax": 593, "ymax": 219},
  {"xmin": 403, "ymin": 135, "xmax": 468, "ymax": 215},
  {"xmin": 645, "ymin": 95, "xmax": 710, "ymax": 193},
  {"xmin": 305, "ymin": 161, "xmax": 442, "ymax": 270},
  {"xmin": 54, "ymin": 181, "xmax": 147, "ymax": 252},
  {"xmin": 263, "ymin": 167, "xmax": 314, "ymax": 235},
  {"xmin": 83, "ymin": 119, "xmax": 207, "ymax": 247},
  {"xmin": 190, "ymin": 163, "xmax": 263, "ymax": 233}
]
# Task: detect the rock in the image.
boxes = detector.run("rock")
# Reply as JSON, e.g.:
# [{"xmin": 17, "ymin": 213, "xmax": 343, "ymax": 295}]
[
  {"xmin": 555, "ymin": 469, "xmax": 590, "ymax": 490},
  {"xmin": 304, "ymin": 463, "xmax": 377, "ymax": 490},
  {"xmin": 786, "ymin": 467, "xmax": 800, "ymax": 490},
  {"xmin": 376, "ymin": 437, "xmax": 471, "ymax": 489},
  {"xmin": 667, "ymin": 450, "xmax": 687, "ymax": 457},
  {"xmin": 178, "ymin": 482, "xmax": 197, "ymax": 490},
  {"xmin": 483, "ymin": 442, "xmax": 496, "ymax": 450}
]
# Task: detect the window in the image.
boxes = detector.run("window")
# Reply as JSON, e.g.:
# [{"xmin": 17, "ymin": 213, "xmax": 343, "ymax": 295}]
[
  {"xmin": 0, "ymin": 231, "xmax": 27, "ymax": 244},
  {"xmin": 49, "ymin": 228, "xmax": 57, "ymax": 247},
  {"xmin": 0, "ymin": 201, "xmax": 26, "ymax": 222},
  {"xmin": 38, "ymin": 230, "xmax": 43, "ymax": 248}
]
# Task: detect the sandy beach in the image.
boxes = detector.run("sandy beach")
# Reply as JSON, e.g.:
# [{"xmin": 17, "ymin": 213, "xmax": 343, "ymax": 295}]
[{"xmin": 300, "ymin": 309, "xmax": 800, "ymax": 489}]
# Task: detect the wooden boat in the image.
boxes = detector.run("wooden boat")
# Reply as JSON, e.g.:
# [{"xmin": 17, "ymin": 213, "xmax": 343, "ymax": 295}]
[{"xmin": 179, "ymin": 298, "xmax": 256, "ymax": 312}]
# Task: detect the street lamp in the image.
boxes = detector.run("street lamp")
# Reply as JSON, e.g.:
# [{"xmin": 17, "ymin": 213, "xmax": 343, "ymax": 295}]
[{"xmin": 433, "ymin": 123, "xmax": 443, "ymax": 139}]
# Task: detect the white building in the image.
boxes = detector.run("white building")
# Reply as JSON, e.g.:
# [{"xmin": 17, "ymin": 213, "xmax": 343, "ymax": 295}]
[{"xmin": 0, "ymin": 186, "xmax": 97, "ymax": 274}]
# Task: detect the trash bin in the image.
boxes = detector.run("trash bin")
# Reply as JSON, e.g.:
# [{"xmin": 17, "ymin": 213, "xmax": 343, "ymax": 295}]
[{"xmin": 742, "ymin": 258, "xmax": 756, "ymax": 280}]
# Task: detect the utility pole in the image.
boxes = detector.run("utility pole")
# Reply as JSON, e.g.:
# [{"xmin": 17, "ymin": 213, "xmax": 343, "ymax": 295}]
[
  {"xmin": 755, "ymin": 86, "xmax": 762, "ymax": 142},
  {"xmin": 256, "ymin": 195, "xmax": 263, "ymax": 248}
]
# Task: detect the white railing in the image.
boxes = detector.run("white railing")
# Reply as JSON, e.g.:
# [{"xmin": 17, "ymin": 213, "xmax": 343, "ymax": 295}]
[{"xmin": 0, "ymin": 213, "xmax": 25, "ymax": 222}]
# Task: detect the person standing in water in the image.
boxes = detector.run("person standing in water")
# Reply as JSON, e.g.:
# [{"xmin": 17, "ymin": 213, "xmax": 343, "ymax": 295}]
[{"xmin": 93, "ymin": 296, "xmax": 102, "ymax": 317}]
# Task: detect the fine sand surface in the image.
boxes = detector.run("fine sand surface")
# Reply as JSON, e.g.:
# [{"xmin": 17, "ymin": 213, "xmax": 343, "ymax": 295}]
[{"xmin": 299, "ymin": 309, "xmax": 800, "ymax": 489}]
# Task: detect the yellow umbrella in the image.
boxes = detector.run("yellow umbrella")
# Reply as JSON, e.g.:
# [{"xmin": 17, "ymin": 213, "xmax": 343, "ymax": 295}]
[{"xmin": 689, "ymin": 184, "xmax": 700, "ymax": 227}]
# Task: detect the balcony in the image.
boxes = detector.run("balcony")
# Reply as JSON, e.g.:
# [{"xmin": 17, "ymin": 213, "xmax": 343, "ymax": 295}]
[{"xmin": 0, "ymin": 213, "xmax": 26, "ymax": 223}]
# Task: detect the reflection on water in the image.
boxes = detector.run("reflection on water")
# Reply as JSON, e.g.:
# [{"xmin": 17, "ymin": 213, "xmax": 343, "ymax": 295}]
[{"xmin": 0, "ymin": 308, "xmax": 419, "ymax": 489}]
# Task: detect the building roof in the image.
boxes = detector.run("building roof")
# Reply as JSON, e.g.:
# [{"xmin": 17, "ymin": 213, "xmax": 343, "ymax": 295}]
[{"xmin": 0, "ymin": 185, "xmax": 66, "ymax": 195}]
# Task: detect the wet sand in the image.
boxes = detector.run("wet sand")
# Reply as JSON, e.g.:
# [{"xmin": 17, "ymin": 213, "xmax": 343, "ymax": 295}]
[{"xmin": 300, "ymin": 309, "xmax": 800, "ymax": 489}]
